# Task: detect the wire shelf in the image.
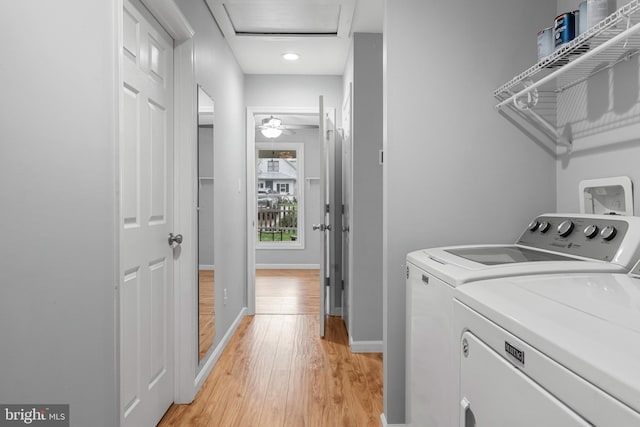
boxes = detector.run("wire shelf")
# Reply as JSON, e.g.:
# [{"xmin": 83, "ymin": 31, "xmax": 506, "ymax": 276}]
[
  {"xmin": 495, "ymin": 0, "xmax": 640, "ymax": 107},
  {"xmin": 493, "ymin": 0, "xmax": 640, "ymax": 148}
]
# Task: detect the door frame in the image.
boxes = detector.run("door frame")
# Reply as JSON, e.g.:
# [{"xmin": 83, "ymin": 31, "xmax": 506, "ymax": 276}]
[
  {"xmin": 115, "ymin": 0, "xmax": 198, "ymax": 419},
  {"xmin": 245, "ymin": 106, "xmax": 335, "ymax": 315}
]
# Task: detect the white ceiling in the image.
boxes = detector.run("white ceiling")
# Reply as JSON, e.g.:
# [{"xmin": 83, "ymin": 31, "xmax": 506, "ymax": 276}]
[{"xmin": 204, "ymin": 0, "xmax": 383, "ymax": 75}]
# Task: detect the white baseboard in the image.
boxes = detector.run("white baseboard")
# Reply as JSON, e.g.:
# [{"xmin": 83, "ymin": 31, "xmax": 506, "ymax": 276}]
[
  {"xmin": 199, "ymin": 264, "xmax": 215, "ymax": 271},
  {"xmin": 349, "ymin": 335, "xmax": 383, "ymax": 353},
  {"xmin": 255, "ymin": 264, "xmax": 320, "ymax": 270},
  {"xmin": 380, "ymin": 413, "xmax": 406, "ymax": 427},
  {"xmin": 194, "ymin": 306, "xmax": 247, "ymax": 389}
]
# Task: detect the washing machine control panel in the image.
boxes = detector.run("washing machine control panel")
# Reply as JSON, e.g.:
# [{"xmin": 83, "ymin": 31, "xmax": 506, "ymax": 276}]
[{"xmin": 517, "ymin": 215, "xmax": 630, "ymax": 262}]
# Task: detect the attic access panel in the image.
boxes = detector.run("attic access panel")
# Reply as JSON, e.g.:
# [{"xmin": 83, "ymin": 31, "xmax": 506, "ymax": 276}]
[
  {"xmin": 225, "ymin": 2, "xmax": 339, "ymax": 35},
  {"xmin": 210, "ymin": 0, "xmax": 355, "ymax": 37}
]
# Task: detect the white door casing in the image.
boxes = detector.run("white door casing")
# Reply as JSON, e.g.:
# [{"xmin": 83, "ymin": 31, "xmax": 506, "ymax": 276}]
[
  {"xmin": 245, "ymin": 106, "xmax": 319, "ymax": 316},
  {"xmin": 120, "ymin": 0, "xmax": 174, "ymax": 425},
  {"xmin": 244, "ymin": 104, "xmax": 334, "ymax": 336},
  {"xmin": 246, "ymin": 111, "xmax": 257, "ymax": 315}
]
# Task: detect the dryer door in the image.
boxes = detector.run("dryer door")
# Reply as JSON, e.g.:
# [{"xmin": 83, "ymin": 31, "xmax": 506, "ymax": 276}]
[{"xmin": 459, "ymin": 331, "xmax": 589, "ymax": 427}]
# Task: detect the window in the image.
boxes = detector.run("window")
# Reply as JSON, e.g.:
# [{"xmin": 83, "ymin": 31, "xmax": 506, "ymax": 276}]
[
  {"xmin": 256, "ymin": 143, "xmax": 304, "ymax": 248},
  {"xmin": 267, "ymin": 159, "xmax": 279, "ymax": 172},
  {"xmin": 277, "ymin": 183, "xmax": 289, "ymax": 193}
]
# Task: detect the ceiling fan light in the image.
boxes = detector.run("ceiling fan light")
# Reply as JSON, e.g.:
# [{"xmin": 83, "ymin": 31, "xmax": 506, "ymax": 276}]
[
  {"xmin": 262, "ymin": 116, "xmax": 282, "ymax": 127},
  {"xmin": 282, "ymin": 52, "xmax": 300, "ymax": 61},
  {"xmin": 261, "ymin": 128, "xmax": 282, "ymax": 138},
  {"xmin": 268, "ymin": 117, "xmax": 281, "ymax": 127}
]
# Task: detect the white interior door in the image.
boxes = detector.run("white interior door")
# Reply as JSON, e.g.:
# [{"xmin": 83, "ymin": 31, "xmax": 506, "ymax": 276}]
[
  {"xmin": 318, "ymin": 96, "xmax": 329, "ymax": 337},
  {"xmin": 120, "ymin": 0, "xmax": 175, "ymax": 425},
  {"xmin": 341, "ymin": 85, "xmax": 352, "ymax": 333}
]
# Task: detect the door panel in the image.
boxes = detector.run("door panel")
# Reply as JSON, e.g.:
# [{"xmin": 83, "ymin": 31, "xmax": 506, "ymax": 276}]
[
  {"xmin": 319, "ymin": 96, "xmax": 327, "ymax": 337},
  {"xmin": 121, "ymin": 0, "xmax": 174, "ymax": 425},
  {"xmin": 341, "ymin": 86, "xmax": 352, "ymax": 331}
]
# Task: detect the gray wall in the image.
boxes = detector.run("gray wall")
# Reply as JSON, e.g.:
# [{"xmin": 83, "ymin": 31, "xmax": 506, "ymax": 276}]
[
  {"xmin": 0, "ymin": 2, "xmax": 118, "ymax": 426},
  {"xmin": 555, "ymin": 0, "xmax": 640, "ymax": 214},
  {"xmin": 342, "ymin": 33, "xmax": 384, "ymax": 344},
  {"xmin": 245, "ymin": 75, "xmax": 343, "ymax": 112},
  {"xmin": 178, "ymin": 0, "xmax": 246, "ymax": 351},
  {"xmin": 255, "ymin": 129, "xmax": 322, "ymax": 266},
  {"xmin": 383, "ymin": 0, "xmax": 557, "ymax": 423}
]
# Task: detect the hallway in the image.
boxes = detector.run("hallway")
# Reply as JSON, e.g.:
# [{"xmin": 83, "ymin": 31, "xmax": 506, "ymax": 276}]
[
  {"xmin": 159, "ymin": 315, "xmax": 382, "ymax": 426},
  {"xmin": 159, "ymin": 269, "xmax": 382, "ymax": 426},
  {"xmin": 255, "ymin": 269, "xmax": 320, "ymax": 315}
]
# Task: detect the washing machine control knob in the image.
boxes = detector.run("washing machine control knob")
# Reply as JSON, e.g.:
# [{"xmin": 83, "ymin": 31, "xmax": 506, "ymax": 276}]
[
  {"xmin": 583, "ymin": 224, "xmax": 599, "ymax": 239},
  {"xmin": 557, "ymin": 220, "xmax": 574, "ymax": 237},
  {"xmin": 528, "ymin": 220, "xmax": 540, "ymax": 232},
  {"xmin": 600, "ymin": 225, "xmax": 617, "ymax": 241},
  {"xmin": 539, "ymin": 221, "xmax": 551, "ymax": 233}
]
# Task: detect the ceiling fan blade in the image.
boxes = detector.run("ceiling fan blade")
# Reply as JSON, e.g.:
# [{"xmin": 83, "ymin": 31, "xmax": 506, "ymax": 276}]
[{"xmin": 282, "ymin": 124, "xmax": 319, "ymax": 130}]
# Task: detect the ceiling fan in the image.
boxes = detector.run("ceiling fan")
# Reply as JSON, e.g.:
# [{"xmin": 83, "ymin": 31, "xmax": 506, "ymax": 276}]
[{"xmin": 257, "ymin": 116, "xmax": 318, "ymax": 138}]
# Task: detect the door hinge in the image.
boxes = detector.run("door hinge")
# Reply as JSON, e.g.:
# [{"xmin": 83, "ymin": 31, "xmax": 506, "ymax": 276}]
[
  {"xmin": 325, "ymin": 203, "xmax": 330, "ymax": 214},
  {"xmin": 341, "ymin": 204, "xmax": 345, "ymax": 215},
  {"xmin": 341, "ymin": 279, "xmax": 344, "ymax": 290},
  {"xmin": 325, "ymin": 277, "xmax": 330, "ymax": 287}
]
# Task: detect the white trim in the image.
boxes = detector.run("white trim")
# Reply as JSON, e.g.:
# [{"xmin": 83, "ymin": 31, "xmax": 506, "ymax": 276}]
[
  {"xmin": 379, "ymin": 413, "xmax": 405, "ymax": 427},
  {"xmin": 198, "ymin": 264, "xmax": 215, "ymax": 271},
  {"xmin": 247, "ymin": 106, "xmax": 320, "ymax": 316},
  {"xmin": 247, "ymin": 106, "xmax": 340, "ymax": 320},
  {"xmin": 116, "ymin": 0, "xmax": 196, "ymax": 422},
  {"xmin": 255, "ymin": 264, "xmax": 320, "ymax": 270},
  {"xmin": 114, "ymin": 0, "xmax": 123, "ymax": 423},
  {"xmin": 172, "ymin": 35, "xmax": 197, "ymax": 405},
  {"xmin": 195, "ymin": 307, "xmax": 247, "ymax": 389},
  {"xmin": 141, "ymin": 0, "xmax": 194, "ymax": 42},
  {"xmin": 349, "ymin": 336, "xmax": 384, "ymax": 353},
  {"xmin": 114, "ymin": 0, "xmax": 197, "ymax": 424},
  {"xmin": 246, "ymin": 110, "xmax": 257, "ymax": 315}
]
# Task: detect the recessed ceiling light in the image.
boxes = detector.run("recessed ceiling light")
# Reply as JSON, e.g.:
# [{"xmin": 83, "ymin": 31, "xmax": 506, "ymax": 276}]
[{"xmin": 282, "ymin": 53, "xmax": 300, "ymax": 61}]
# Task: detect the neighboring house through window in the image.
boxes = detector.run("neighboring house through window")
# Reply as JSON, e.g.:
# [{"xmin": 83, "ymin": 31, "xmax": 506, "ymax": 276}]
[{"xmin": 255, "ymin": 143, "xmax": 304, "ymax": 248}]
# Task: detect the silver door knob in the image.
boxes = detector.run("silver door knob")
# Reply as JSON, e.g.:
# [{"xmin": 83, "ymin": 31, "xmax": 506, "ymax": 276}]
[
  {"xmin": 312, "ymin": 224, "xmax": 325, "ymax": 231},
  {"xmin": 168, "ymin": 233, "xmax": 183, "ymax": 246}
]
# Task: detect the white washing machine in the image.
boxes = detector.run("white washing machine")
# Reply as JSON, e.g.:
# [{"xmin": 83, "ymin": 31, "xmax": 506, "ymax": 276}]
[
  {"xmin": 453, "ymin": 263, "xmax": 640, "ymax": 426},
  {"xmin": 406, "ymin": 213, "xmax": 640, "ymax": 427}
]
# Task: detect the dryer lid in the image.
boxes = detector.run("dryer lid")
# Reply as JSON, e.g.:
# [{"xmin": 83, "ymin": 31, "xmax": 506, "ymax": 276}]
[{"xmin": 445, "ymin": 246, "xmax": 576, "ymax": 265}]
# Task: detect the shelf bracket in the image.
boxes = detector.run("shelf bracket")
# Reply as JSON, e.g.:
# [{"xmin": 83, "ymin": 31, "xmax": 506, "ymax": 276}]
[
  {"xmin": 624, "ymin": 14, "xmax": 632, "ymax": 48},
  {"xmin": 525, "ymin": 109, "xmax": 571, "ymax": 149}
]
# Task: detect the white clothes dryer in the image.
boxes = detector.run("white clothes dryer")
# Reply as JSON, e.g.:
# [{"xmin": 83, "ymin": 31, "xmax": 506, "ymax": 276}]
[
  {"xmin": 406, "ymin": 213, "xmax": 640, "ymax": 427},
  {"xmin": 453, "ymin": 263, "xmax": 640, "ymax": 426}
]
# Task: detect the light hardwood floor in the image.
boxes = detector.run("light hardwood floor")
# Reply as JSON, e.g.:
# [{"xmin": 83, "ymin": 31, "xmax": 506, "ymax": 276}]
[
  {"xmin": 199, "ymin": 270, "xmax": 215, "ymax": 361},
  {"xmin": 255, "ymin": 269, "xmax": 320, "ymax": 315},
  {"xmin": 159, "ymin": 270, "xmax": 383, "ymax": 427}
]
